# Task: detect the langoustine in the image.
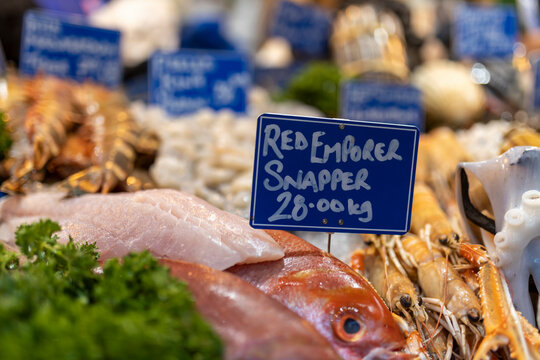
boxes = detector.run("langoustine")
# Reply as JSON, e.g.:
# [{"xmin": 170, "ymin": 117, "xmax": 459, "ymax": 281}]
[
  {"xmin": 0, "ymin": 189, "xmax": 284, "ymax": 270},
  {"xmin": 228, "ymin": 230, "xmax": 408, "ymax": 360},
  {"xmin": 161, "ymin": 259, "xmax": 340, "ymax": 360},
  {"xmin": 474, "ymin": 261, "xmax": 540, "ymax": 360}
]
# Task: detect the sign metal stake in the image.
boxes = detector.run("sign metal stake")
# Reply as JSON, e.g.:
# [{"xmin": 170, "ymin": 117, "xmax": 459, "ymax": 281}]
[{"xmin": 327, "ymin": 232, "xmax": 333, "ymax": 253}]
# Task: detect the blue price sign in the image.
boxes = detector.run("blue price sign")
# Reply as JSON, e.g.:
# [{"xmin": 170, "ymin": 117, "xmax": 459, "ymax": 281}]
[
  {"xmin": 0, "ymin": 42, "xmax": 6, "ymax": 75},
  {"xmin": 20, "ymin": 11, "xmax": 121, "ymax": 88},
  {"xmin": 454, "ymin": 4, "xmax": 518, "ymax": 60},
  {"xmin": 250, "ymin": 113, "xmax": 419, "ymax": 234},
  {"xmin": 270, "ymin": 0, "xmax": 331, "ymax": 57},
  {"xmin": 533, "ymin": 58, "xmax": 540, "ymax": 110},
  {"xmin": 340, "ymin": 82, "xmax": 424, "ymax": 132},
  {"xmin": 34, "ymin": 0, "xmax": 102, "ymax": 15},
  {"xmin": 149, "ymin": 50, "xmax": 250, "ymax": 116}
]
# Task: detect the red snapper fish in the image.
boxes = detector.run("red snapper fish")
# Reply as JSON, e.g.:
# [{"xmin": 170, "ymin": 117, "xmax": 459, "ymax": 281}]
[
  {"xmin": 161, "ymin": 259, "xmax": 341, "ymax": 360},
  {"xmin": 228, "ymin": 230, "xmax": 408, "ymax": 360}
]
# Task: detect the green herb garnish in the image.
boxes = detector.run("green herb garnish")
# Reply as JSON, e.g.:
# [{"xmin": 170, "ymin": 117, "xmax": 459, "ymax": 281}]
[{"xmin": 0, "ymin": 219, "xmax": 223, "ymax": 360}]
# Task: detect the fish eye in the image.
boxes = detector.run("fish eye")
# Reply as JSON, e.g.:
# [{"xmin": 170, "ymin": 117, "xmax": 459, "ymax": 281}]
[
  {"xmin": 343, "ymin": 317, "xmax": 361, "ymax": 334},
  {"xmin": 332, "ymin": 308, "xmax": 365, "ymax": 342}
]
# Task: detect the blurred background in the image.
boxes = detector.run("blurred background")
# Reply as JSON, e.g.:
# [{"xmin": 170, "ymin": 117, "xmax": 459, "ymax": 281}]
[{"xmin": 0, "ymin": 0, "xmax": 539, "ymax": 129}]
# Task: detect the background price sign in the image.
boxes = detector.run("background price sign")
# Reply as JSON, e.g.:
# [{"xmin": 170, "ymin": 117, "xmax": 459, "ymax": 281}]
[
  {"xmin": 20, "ymin": 10, "xmax": 121, "ymax": 88},
  {"xmin": 149, "ymin": 50, "xmax": 250, "ymax": 116},
  {"xmin": 270, "ymin": 0, "xmax": 332, "ymax": 58},
  {"xmin": 453, "ymin": 4, "xmax": 518, "ymax": 60},
  {"xmin": 340, "ymin": 81, "xmax": 424, "ymax": 132},
  {"xmin": 533, "ymin": 57, "xmax": 540, "ymax": 110},
  {"xmin": 250, "ymin": 113, "xmax": 419, "ymax": 234},
  {"xmin": 0, "ymin": 42, "xmax": 6, "ymax": 76}
]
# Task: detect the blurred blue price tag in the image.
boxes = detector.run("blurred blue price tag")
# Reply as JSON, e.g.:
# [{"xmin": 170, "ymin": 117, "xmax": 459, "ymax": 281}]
[
  {"xmin": 250, "ymin": 113, "xmax": 419, "ymax": 234},
  {"xmin": 20, "ymin": 10, "xmax": 122, "ymax": 88},
  {"xmin": 270, "ymin": 0, "xmax": 331, "ymax": 57},
  {"xmin": 149, "ymin": 50, "xmax": 250, "ymax": 116},
  {"xmin": 340, "ymin": 82, "xmax": 424, "ymax": 132},
  {"xmin": 454, "ymin": 4, "xmax": 518, "ymax": 60},
  {"xmin": 0, "ymin": 42, "xmax": 6, "ymax": 75},
  {"xmin": 35, "ymin": 0, "xmax": 83, "ymax": 15},
  {"xmin": 34, "ymin": 0, "xmax": 106, "ymax": 15},
  {"xmin": 533, "ymin": 58, "xmax": 540, "ymax": 110}
]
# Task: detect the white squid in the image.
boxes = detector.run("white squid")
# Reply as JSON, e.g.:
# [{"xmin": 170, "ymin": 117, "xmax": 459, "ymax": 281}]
[{"xmin": 456, "ymin": 146, "xmax": 540, "ymax": 327}]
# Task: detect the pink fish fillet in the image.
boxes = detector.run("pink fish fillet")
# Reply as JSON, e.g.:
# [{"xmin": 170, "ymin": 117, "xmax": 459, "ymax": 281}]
[{"xmin": 0, "ymin": 189, "xmax": 284, "ymax": 270}]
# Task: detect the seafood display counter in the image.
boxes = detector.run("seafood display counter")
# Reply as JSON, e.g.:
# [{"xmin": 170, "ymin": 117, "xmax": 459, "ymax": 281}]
[
  {"xmin": 0, "ymin": 0, "xmax": 540, "ymax": 359},
  {"xmin": 0, "ymin": 72, "xmax": 539, "ymax": 360}
]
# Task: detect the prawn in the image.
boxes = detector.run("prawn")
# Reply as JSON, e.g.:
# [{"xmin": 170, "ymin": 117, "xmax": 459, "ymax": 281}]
[
  {"xmin": 362, "ymin": 242, "xmax": 425, "ymax": 323},
  {"xmin": 401, "ymin": 233, "xmax": 482, "ymax": 357},
  {"xmin": 411, "ymin": 182, "xmax": 460, "ymax": 249},
  {"xmin": 2, "ymin": 76, "xmax": 76, "ymax": 193},
  {"xmin": 401, "ymin": 234, "xmax": 481, "ymax": 324},
  {"xmin": 60, "ymin": 87, "xmax": 140, "ymax": 194}
]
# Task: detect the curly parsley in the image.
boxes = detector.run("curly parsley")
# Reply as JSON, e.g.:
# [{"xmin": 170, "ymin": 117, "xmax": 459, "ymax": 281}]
[{"xmin": 0, "ymin": 219, "xmax": 223, "ymax": 360}]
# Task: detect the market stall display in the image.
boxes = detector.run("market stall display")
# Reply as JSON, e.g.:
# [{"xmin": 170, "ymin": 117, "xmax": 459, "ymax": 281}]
[
  {"xmin": 0, "ymin": 0, "xmax": 540, "ymax": 359},
  {"xmin": 1, "ymin": 77, "xmax": 540, "ymax": 358}
]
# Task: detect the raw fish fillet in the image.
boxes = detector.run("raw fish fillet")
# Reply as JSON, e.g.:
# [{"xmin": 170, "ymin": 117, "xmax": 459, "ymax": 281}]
[{"xmin": 0, "ymin": 189, "xmax": 284, "ymax": 270}]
